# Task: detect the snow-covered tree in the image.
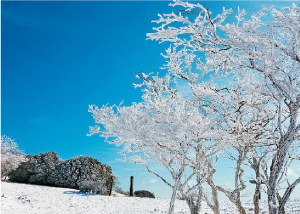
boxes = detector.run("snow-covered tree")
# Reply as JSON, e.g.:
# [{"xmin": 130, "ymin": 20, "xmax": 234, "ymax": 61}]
[
  {"xmin": 146, "ymin": 2, "xmax": 300, "ymax": 214},
  {"xmin": 1, "ymin": 135, "xmax": 27, "ymax": 181},
  {"xmin": 88, "ymin": 74, "xmax": 225, "ymax": 213},
  {"xmin": 89, "ymin": 1, "xmax": 299, "ymax": 214},
  {"xmin": 213, "ymin": 74, "xmax": 277, "ymax": 214}
]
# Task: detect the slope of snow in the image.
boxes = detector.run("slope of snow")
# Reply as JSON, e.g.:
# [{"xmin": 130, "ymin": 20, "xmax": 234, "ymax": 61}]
[
  {"xmin": 1, "ymin": 182, "xmax": 300, "ymax": 214},
  {"xmin": 1, "ymin": 182, "xmax": 193, "ymax": 214}
]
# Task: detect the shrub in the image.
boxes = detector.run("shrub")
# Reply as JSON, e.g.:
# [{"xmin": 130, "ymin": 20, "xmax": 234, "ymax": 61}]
[
  {"xmin": 114, "ymin": 186, "xmax": 130, "ymax": 196},
  {"xmin": 79, "ymin": 179, "xmax": 107, "ymax": 194},
  {"xmin": 1, "ymin": 135, "xmax": 27, "ymax": 180},
  {"xmin": 134, "ymin": 190, "xmax": 155, "ymax": 198},
  {"xmin": 8, "ymin": 152, "xmax": 61, "ymax": 185},
  {"xmin": 47, "ymin": 156, "xmax": 113, "ymax": 195},
  {"xmin": 6, "ymin": 161, "xmax": 34, "ymax": 183},
  {"xmin": 8, "ymin": 151, "xmax": 114, "ymax": 195}
]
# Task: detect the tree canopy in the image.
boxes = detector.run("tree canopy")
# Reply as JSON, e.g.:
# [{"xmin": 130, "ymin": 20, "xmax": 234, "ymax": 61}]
[{"xmin": 89, "ymin": 2, "xmax": 300, "ymax": 214}]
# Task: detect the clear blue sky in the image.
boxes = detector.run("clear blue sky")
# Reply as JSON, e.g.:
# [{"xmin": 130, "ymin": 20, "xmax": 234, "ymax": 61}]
[{"xmin": 1, "ymin": 1, "xmax": 298, "ymax": 200}]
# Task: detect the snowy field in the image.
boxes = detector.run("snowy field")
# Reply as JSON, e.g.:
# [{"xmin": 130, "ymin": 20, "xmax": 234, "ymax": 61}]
[
  {"xmin": 1, "ymin": 182, "xmax": 300, "ymax": 214},
  {"xmin": 1, "ymin": 182, "xmax": 192, "ymax": 214}
]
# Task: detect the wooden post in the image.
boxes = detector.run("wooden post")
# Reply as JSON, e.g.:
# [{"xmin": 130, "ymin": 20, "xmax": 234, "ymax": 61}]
[
  {"xmin": 108, "ymin": 176, "xmax": 113, "ymax": 196},
  {"xmin": 130, "ymin": 176, "xmax": 134, "ymax": 196}
]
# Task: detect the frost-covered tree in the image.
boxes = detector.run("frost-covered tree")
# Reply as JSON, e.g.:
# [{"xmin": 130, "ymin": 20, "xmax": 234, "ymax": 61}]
[
  {"xmin": 89, "ymin": 1, "xmax": 299, "ymax": 214},
  {"xmin": 1, "ymin": 135, "xmax": 27, "ymax": 181},
  {"xmin": 146, "ymin": 2, "xmax": 300, "ymax": 214},
  {"xmin": 89, "ymin": 73, "xmax": 227, "ymax": 214}
]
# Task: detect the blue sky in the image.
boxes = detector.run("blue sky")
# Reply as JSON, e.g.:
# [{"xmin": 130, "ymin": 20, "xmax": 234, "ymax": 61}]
[{"xmin": 1, "ymin": 1, "xmax": 298, "ymax": 200}]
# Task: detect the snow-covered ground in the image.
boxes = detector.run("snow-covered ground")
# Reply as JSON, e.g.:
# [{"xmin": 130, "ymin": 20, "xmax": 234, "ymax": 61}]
[
  {"xmin": 1, "ymin": 182, "xmax": 300, "ymax": 214},
  {"xmin": 1, "ymin": 182, "xmax": 192, "ymax": 214}
]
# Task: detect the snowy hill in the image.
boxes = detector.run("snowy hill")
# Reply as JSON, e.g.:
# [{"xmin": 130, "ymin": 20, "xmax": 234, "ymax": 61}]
[
  {"xmin": 1, "ymin": 182, "xmax": 192, "ymax": 214},
  {"xmin": 1, "ymin": 182, "xmax": 300, "ymax": 214}
]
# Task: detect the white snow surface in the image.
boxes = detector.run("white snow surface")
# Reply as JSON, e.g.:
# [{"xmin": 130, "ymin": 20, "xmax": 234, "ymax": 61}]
[
  {"xmin": 1, "ymin": 182, "xmax": 192, "ymax": 214},
  {"xmin": 1, "ymin": 182, "xmax": 300, "ymax": 214}
]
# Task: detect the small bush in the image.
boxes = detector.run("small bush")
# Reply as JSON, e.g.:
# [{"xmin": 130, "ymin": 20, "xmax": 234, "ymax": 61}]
[
  {"xmin": 114, "ymin": 186, "xmax": 130, "ymax": 196},
  {"xmin": 134, "ymin": 190, "xmax": 155, "ymax": 198},
  {"xmin": 1, "ymin": 136, "xmax": 27, "ymax": 180},
  {"xmin": 79, "ymin": 179, "xmax": 107, "ymax": 195}
]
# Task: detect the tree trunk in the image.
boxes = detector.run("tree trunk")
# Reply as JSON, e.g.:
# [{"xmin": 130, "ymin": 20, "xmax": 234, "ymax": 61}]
[
  {"xmin": 196, "ymin": 184, "xmax": 202, "ymax": 213},
  {"xmin": 278, "ymin": 177, "xmax": 300, "ymax": 214},
  {"xmin": 169, "ymin": 178, "xmax": 181, "ymax": 214},
  {"xmin": 252, "ymin": 158, "xmax": 261, "ymax": 214},
  {"xmin": 206, "ymin": 175, "xmax": 220, "ymax": 214},
  {"xmin": 235, "ymin": 202, "xmax": 247, "ymax": 214},
  {"xmin": 186, "ymin": 196, "xmax": 200, "ymax": 214},
  {"xmin": 184, "ymin": 185, "xmax": 202, "ymax": 214},
  {"xmin": 169, "ymin": 188, "xmax": 177, "ymax": 214},
  {"xmin": 268, "ymin": 139, "xmax": 292, "ymax": 214},
  {"xmin": 225, "ymin": 148, "xmax": 247, "ymax": 214},
  {"xmin": 267, "ymin": 102, "xmax": 298, "ymax": 214},
  {"xmin": 276, "ymin": 192, "xmax": 285, "ymax": 214}
]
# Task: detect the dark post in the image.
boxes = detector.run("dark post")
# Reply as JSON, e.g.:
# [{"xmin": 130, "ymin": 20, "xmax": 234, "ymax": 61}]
[
  {"xmin": 130, "ymin": 176, "xmax": 134, "ymax": 196},
  {"xmin": 108, "ymin": 176, "xmax": 113, "ymax": 196}
]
